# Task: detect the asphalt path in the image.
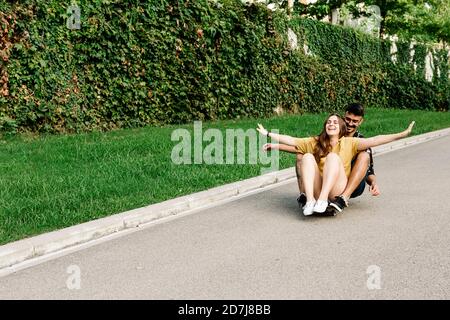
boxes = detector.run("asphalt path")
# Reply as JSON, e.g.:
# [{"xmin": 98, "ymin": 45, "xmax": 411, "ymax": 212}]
[{"xmin": 1, "ymin": 135, "xmax": 449, "ymax": 299}]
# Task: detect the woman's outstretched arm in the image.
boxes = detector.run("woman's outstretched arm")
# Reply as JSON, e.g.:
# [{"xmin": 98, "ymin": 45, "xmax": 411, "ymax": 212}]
[
  {"xmin": 356, "ymin": 121, "xmax": 415, "ymax": 151},
  {"xmin": 257, "ymin": 124, "xmax": 298, "ymax": 146}
]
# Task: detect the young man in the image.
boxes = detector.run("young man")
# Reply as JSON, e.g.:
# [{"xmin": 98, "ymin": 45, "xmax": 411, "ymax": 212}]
[
  {"xmin": 274, "ymin": 103, "xmax": 380, "ymax": 213},
  {"xmin": 327, "ymin": 103, "xmax": 379, "ymax": 212}
]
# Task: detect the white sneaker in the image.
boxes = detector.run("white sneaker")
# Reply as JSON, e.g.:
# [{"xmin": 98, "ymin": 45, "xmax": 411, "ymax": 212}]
[
  {"xmin": 302, "ymin": 200, "xmax": 316, "ymax": 216},
  {"xmin": 313, "ymin": 200, "xmax": 328, "ymax": 213}
]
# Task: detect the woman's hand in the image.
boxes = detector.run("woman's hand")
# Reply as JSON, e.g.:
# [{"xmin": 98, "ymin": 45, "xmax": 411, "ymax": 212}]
[{"xmin": 257, "ymin": 123, "xmax": 268, "ymax": 136}]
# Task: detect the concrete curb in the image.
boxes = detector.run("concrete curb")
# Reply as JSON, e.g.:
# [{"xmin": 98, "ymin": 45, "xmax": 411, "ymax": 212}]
[{"xmin": 1, "ymin": 127, "xmax": 449, "ymax": 270}]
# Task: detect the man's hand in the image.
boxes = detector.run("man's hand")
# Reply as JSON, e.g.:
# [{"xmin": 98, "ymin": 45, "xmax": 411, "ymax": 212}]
[
  {"xmin": 404, "ymin": 121, "xmax": 415, "ymax": 137},
  {"xmin": 263, "ymin": 143, "xmax": 277, "ymax": 152},
  {"xmin": 369, "ymin": 182, "xmax": 380, "ymax": 196}
]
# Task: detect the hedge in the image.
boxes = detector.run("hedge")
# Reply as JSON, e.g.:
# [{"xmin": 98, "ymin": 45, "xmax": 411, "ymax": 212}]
[
  {"xmin": 289, "ymin": 17, "xmax": 450, "ymax": 112},
  {"xmin": 0, "ymin": 0, "xmax": 448, "ymax": 135}
]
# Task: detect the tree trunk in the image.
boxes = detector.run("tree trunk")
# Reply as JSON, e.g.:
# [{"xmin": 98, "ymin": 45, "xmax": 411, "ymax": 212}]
[{"xmin": 378, "ymin": 0, "xmax": 388, "ymax": 38}]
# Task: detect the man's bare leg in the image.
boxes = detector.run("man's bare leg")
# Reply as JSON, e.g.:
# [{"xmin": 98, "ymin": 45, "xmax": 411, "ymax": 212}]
[
  {"xmin": 340, "ymin": 152, "xmax": 370, "ymax": 201},
  {"xmin": 296, "ymin": 153, "xmax": 304, "ymax": 193}
]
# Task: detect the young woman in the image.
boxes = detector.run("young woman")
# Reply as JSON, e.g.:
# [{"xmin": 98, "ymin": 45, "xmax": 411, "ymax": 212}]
[{"xmin": 257, "ymin": 114, "xmax": 415, "ymax": 215}]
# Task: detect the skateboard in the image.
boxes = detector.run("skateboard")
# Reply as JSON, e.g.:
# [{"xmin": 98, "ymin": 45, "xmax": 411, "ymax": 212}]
[
  {"xmin": 314, "ymin": 205, "xmax": 338, "ymax": 217},
  {"xmin": 299, "ymin": 199, "xmax": 338, "ymax": 217}
]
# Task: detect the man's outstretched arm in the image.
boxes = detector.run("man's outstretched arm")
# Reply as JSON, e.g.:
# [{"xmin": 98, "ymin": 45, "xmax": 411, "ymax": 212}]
[
  {"xmin": 263, "ymin": 143, "xmax": 298, "ymax": 154},
  {"xmin": 356, "ymin": 121, "xmax": 415, "ymax": 150}
]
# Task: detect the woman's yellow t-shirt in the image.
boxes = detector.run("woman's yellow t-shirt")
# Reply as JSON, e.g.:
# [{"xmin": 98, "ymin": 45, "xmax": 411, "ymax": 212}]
[{"xmin": 294, "ymin": 137, "xmax": 359, "ymax": 177}]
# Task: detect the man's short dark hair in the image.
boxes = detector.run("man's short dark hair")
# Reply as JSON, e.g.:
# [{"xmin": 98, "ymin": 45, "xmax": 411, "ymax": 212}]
[{"xmin": 345, "ymin": 103, "xmax": 364, "ymax": 117}]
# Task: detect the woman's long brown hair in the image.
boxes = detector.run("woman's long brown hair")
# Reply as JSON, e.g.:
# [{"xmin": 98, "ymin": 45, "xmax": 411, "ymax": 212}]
[{"xmin": 313, "ymin": 114, "xmax": 347, "ymax": 163}]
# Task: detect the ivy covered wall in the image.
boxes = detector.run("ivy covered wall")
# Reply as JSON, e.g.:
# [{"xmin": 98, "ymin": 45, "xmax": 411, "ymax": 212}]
[{"xmin": 0, "ymin": 0, "xmax": 448, "ymax": 134}]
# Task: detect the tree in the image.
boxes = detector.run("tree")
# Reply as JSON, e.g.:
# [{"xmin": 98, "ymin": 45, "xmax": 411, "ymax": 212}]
[
  {"xmin": 283, "ymin": 0, "xmax": 450, "ymax": 43},
  {"xmin": 382, "ymin": 0, "xmax": 450, "ymax": 43}
]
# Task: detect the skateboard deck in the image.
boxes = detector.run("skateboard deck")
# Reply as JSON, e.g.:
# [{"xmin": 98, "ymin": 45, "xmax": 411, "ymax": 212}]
[{"xmin": 314, "ymin": 205, "xmax": 338, "ymax": 216}]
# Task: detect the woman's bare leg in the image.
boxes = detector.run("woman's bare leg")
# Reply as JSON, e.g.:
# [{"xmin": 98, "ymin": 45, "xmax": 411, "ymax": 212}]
[
  {"xmin": 300, "ymin": 153, "xmax": 322, "ymax": 202},
  {"xmin": 318, "ymin": 153, "xmax": 347, "ymax": 201}
]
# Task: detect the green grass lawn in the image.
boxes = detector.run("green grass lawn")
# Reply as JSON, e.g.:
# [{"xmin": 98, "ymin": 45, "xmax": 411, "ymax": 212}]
[{"xmin": 1, "ymin": 108, "xmax": 450, "ymax": 245}]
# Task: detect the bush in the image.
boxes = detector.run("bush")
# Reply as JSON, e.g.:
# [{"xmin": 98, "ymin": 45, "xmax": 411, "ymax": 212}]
[
  {"xmin": 288, "ymin": 17, "xmax": 449, "ymax": 112},
  {"xmin": 0, "ymin": 0, "xmax": 448, "ymax": 134}
]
